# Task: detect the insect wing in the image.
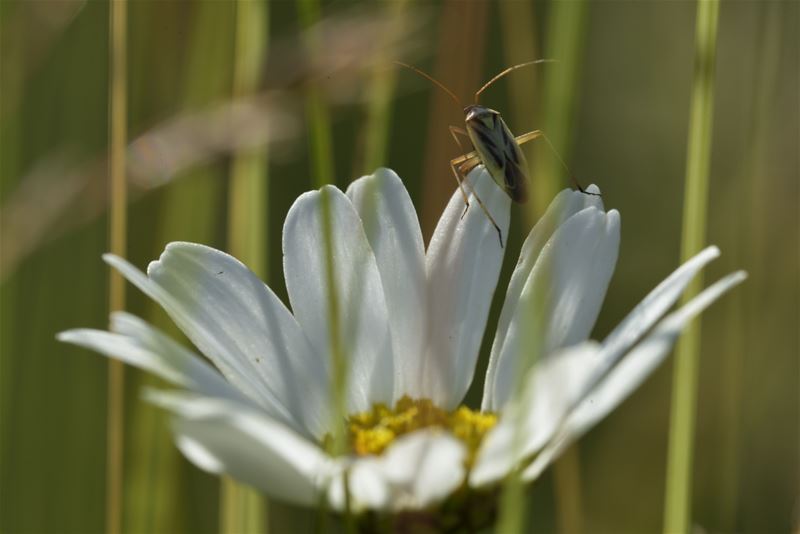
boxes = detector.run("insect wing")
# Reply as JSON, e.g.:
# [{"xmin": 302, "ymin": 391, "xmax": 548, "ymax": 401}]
[
  {"xmin": 466, "ymin": 110, "xmax": 529, "ymax": 204},
  {"xmin": 501, "ymin": 145, "xmax": 529, "ymax": 203}
]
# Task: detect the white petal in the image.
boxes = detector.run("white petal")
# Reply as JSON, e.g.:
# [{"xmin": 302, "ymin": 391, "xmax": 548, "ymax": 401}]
[
  {"xmin": 146, "ymin": 390, "xmax": 337, "ymax": 507},
  {"xmin": 379, "ymin": 430, "xmax": 466, "ymax": 510},
  {"xmin": 521, "ymin": 271, "xmax": 747, "ymax": 482},
  {"xmin": 484, "ymin": 206, "xmax": 620, "ymax": 411},
  {"xmin": 329, "ymin": 456, "xmax": 391, "ymax": 511},
  {"xmin": 597, "ymin": 245, "xmax": 721, "ymax": 372},
  {"xmin": 346, "ymin": 169, "xmax": 427, "ymax": 399},
  {"xmin": 483, "ymin": 186, "xmax": 604, "ymax": 410},
  {"xmin": 470, "ymin": 342, "xmax": 601, "ymax": 487},
  {"xmin": 283, "ymin": 185, "xmax": 394, "ymax": 411},
  {"xmin": 58, "ymin": 312, "xmax": 246, "ymax": 404},
  {"xmin": 105, "ymin": 244, "xmax": 329, "ymax": 438},
  {"xmin": 330, "ymin": 430, "xmax": 467, "ymax": 511},
  {"xmin": 423, "ymin": 167, "xmax": 511, "ymax": 408}
]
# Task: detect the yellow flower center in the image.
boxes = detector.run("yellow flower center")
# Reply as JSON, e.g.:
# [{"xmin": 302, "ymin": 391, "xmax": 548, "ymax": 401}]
[{"xmin": 332, "ymin": 395, "xmax": 497, "ymax": 465}]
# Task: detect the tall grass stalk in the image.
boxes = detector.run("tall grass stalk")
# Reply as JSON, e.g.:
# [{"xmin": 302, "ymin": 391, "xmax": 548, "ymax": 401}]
[
  {"xmin": 361, "ymin": 2, "xmax": 407, "ymax": 174},
  {"xmin": 227, "ymin": 0, "xmax": 269, "ymax": 279},
  {"xmin": 663, "ymin": 1, "xmax": 720, "ymax": 532},
  {"xmin": 297, "ymin": 0, "xmax": 344, "ymax": 449},
  {"xmin": 537, "ymin": 3, "xmax": 588, "ymax": 532},
  {"xmin": 720, "ymin": 6, "xmax": 781, "ymax": 530},
  {"xmin": 499, "ymin": 0, "xmax": 538, "ymax": 225},
  {"xmin": 496, "ymin": 283, "xmax": 546, "ymax": 533},
  {"xmin": 295, "ymin": 3, "xmax": 352, "ymax": 528},
  {"xmin": 297, "ymin": 0, "xmax": 334, "ymax": 189},
  {"xmin": 495, "ymin": 3, "xmax": 540, "ymax": 531},
  {"xmin": 107, "ymin": 1, "xmax": 128, "ymax": 532},
  {"xmin": 532, "ymin": 0, "xmax": 587, "ymax": 219},
  {"xmin": 127, "ymin": 4, "xmax": 234, "ymax": 532},
  {"xmin": 221, "ymin": 1, "xmax": 269, "ymax": 532},
  {"xmin": 419, "ymin": 1, "xmax": 488, "ymax": 234}
]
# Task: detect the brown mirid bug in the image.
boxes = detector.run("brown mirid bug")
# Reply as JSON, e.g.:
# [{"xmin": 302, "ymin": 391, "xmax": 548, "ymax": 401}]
[{"xmin": 397, "ymin": 60, "xmax": 598, "ymax": 247}]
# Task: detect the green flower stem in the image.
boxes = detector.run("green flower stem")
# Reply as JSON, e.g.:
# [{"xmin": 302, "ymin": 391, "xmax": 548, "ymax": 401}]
[
  {"xmin": 221, "ymin": 0, "xmax": 270, "ymax": 532},
  {"xmin": 296, "ymin": 3, "xmax": 352, "ymax": 529},
  {"xmin": 663, "ymin": 1, "xmax": 720, "ymax": 532},
  {"xmin": 107, "ymin": 1, "xmax": 128, "ymax": 532}
]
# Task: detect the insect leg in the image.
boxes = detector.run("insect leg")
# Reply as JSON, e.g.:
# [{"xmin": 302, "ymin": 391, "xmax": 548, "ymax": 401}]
[
  {"xmin": 455, "ymin": 157, "xmax": 482, "ymax": 219},
  {"xmin": 447, "ymin": 125, "xmax": 474, "ymax": 209},
  {"xmin": 449, "ymin": 156, "xmax": 505, "ymax": 248},
  {"xmin": 449, "ymin": 125, "xmax": 471, "ymax": 140},
  {"xmin": 513, "ymin": 130, "xmax": 543, "ymax": 146},
  {"xmin": 515, "ymin": 130, "xmax": 601, "ymax": 197},
  {"xmin": 457, "ymin": 157, "xmax": 482, "ymax": 176},
  {"xmin": 448, "ymin": 128, "xmax": 505, "ymax": 245}
]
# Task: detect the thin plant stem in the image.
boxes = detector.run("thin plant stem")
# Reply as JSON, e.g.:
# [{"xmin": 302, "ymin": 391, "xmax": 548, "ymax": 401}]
[
  {"xmin": 419, "ymin": 0, "xmax": 488, "ymax": 235},
  {"xmin": 221, "ymin": 0, "xmax": 270, "ymax": 532},
  {"xmin": 495, "ymin": 5, "xmax": 542, "ymax": 530},
  {"xmin": 496, "ymin": 213, "xmax": 568, "ymax": 533},
  {"xmin": 496, "ymin": 285, "xmax": 545, "ymax": 533},
  {"xmin": 133, "ymin": 3, "xmax": 234, "ymax": 532},
  {"xmin": 296, "ymin": 2, "xmax": 352, "ymax": 530},
  {"xmin": 496, "ymin": 2, "xmax": 588, "ymax": 530},
  {"xmin": 227, "ymin": 0, "xmax": 269, "ymax": 279},
  {"xmin": 361, "ymin": 1, "xmax": 407, "ymax": 174},
  {"xmin": 499, "ymin": 0, "xmax": 538, "ymax": 229},
  {"xmin": 663, "ymin": 1, "xmax": 720, "ymax": 532},
  {"xmin": 107, "ymin": 1, "xmax": 128, "ymax": 533},
  {"xmin": 719, "ymin": 5, "xmax": 782, "ymax": 530},
  {"xmin": 319, "ymin": 188, "xmax": 347, "ymax": 455},
  {"xmin": 535, "ymin": 2, "xmax": 588, "ymax": 532},
  {"xmin": 496, "ymin": 468, "xmax": 526, "ymax": 534},
  {"xmin": 532, "ymin": 0, "xmax": 588, "ymax": 219},
  {"xmin": 297, "ymin": 0, "xmax": 334, "ymax": 189},
  {"xmin": 297, "ymin": 0, "xmax": 343, "ymax": 453}
]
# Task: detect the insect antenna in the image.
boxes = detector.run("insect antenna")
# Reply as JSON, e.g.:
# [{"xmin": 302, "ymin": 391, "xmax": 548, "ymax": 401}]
[
  {"xmin": 395, "ymin": 61, "xmax": 463, "ymax": 109},
  {"xmin": 474, "ymin": 59, "xmax": 557, "ymax": 103},
  {"xmin": 538, "ymin": 133, "xmax": 601, "ymax": 197}
]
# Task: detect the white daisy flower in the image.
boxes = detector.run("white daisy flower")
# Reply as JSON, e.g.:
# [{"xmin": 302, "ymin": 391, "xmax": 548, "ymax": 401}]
[{"xmin": 59, "ymin": 168, "xmax": 745, "ymax": 528}]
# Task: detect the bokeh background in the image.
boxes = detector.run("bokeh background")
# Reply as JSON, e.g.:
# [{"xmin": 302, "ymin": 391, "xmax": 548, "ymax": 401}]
[{"xmin": 1, "ymin": 1, "xmax": 797, "ymax": 532}]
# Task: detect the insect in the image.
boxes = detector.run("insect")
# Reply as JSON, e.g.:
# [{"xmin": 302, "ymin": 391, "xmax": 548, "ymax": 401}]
[{"xmin": 397, "ymin": 60, "xmax": 597, "ymax": 247}]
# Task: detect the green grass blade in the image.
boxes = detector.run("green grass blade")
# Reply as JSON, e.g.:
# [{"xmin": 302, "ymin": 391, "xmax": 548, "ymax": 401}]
[
  {"xmin": 527, "ymin": 2, "xmax": 589, "ymax": 532},
  {"xmin": 125, "ymin": 4, "xmax": 235, "ymax": 533},
  {"xmin": 295, "ymin": 2, "xmax": 351, "ymax": 528},
  {"xmin": 495, "ymin": 5, "xmax": 541, "ymax": 531},
  {"xmin": 532, "ymin": 0, "xmax": 588, "ymax": 218},
  {"xmin": 499, "ymin": 0, "xmax": 538, "ymax": 233},
  {"xmin": 663, "ymin": 1, "xmax": 721, "ymax": 532},
  {"xmin": 361, "ymin": 2, "xmax": 407, "ymax": 174},
  {"xmin": 221, "ymin": 0, "xmax": 270, "ymax": 532},
  {"xmin": 297, "ymin": 0, "xmax": 335, "ymax": 190},
  {"xmin": 107, "ymin": 1, "xmax": 128, "ymax": 532}
]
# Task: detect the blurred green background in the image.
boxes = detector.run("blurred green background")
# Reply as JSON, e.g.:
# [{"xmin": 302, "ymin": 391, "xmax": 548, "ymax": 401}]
[{"xmin": 1, "ymin": 1, "xmax": 797, "ymax": 532}]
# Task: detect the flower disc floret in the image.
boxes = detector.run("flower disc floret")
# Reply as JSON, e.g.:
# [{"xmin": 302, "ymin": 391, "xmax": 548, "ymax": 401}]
[{"xmin": 341, "ymin": 395, "xmax": 497, "ymax": 463}]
